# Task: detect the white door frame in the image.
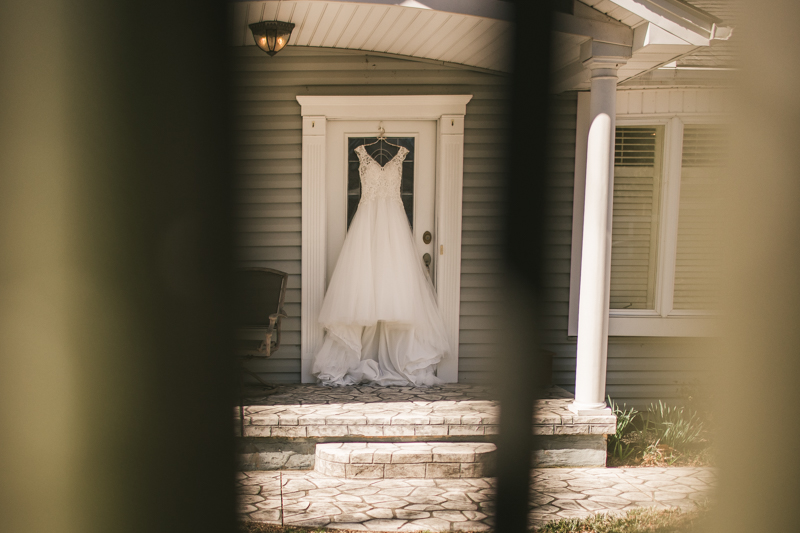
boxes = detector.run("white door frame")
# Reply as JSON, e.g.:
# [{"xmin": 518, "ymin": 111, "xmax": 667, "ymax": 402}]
[{"xmin": 297, "ymin": 95, "xmax": 472, "ymax": 383}]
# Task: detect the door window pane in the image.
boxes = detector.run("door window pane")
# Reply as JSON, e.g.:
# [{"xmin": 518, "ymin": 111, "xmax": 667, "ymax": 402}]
[
  {"xmin": 610, "ymin": 126, "xmax": 664, "ymax": 310},
  {"xmin": 347, "ymin": 137, "xmax": 415, "ymax": 229}
]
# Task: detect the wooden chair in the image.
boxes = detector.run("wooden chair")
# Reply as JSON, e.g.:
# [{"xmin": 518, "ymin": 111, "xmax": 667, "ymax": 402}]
[{"xmin": 234, "ymin": 267, "xmax": 288, "ymax": 433}]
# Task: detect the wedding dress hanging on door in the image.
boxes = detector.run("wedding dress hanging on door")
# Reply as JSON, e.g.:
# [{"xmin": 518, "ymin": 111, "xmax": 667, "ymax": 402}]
[{"xmin": 312, "ymin": 144, "xmax": 450, "ymax": 386}]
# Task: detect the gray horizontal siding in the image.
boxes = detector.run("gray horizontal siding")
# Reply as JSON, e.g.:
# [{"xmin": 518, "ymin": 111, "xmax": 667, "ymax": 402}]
[
  {"xmin": 232, "ymin": 46, "xmax": 510, "ymax": 384},
  {"xmin": 233, "ymin": 46, "xmax": 709, "ymax": 404},
  {"xmin": 458, "ymin": 75, "xmax": 509, "ymax": 382}
]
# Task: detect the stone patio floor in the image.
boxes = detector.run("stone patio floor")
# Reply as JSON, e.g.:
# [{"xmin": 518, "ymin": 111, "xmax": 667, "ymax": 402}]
[
  {"xmin": 237, "ymin": 466, "xmax": 716, "ymax": 530},
  {"xmin": 237, "ymin": 384, "xmax": 615, "ymax": 439}
]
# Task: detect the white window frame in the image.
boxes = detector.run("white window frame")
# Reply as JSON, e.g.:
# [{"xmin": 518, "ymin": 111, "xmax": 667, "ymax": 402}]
[{"xmin": 568, "ymin": 90, "xmax": 726, "ymax": 337}]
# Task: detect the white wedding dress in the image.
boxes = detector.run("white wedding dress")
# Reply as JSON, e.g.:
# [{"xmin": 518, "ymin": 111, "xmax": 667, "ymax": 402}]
[{"xmin": 312, "ymin": 144, "xmax": 451, "ymax": 386}]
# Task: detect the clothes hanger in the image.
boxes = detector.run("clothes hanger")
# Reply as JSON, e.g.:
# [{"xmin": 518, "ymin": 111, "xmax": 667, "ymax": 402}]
[{"xmin": 360, "ymin": 122, "xmax": 403, "ymax": 149}]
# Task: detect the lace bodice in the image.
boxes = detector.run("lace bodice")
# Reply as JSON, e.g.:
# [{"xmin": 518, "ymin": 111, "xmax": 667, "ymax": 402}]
[{"xmin": 355, "ymin": 145, "xmax": 409, "ymax": 205}]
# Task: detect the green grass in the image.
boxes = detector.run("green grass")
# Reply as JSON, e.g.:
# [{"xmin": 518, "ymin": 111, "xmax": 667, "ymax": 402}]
[
  {"xmin": 239, "ymin": 507, "xmax": 709, "ymax": 533},
  {"xmin": 534, "ymin": 507, "xmax": 709, "ymax": 533},
  {"xmin": 239, "ymin": 525, "xmax": 328, "ymax": 533}
]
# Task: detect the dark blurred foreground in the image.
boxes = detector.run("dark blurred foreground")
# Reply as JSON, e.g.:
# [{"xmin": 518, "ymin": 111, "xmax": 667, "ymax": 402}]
[
  {"xmin": 2, "ymin": 1, "xmax": 800, "ymax": 533},
  {"xmin": 0, "ymin": 2, "xmax": 237, "ymax": 532}
]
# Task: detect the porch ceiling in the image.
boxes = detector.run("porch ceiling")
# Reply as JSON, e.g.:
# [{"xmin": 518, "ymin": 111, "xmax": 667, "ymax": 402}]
[
  {"xmin": 229, "ymin": 0, "xmax": 730, "ymax": 90},
  {"xmin": 229, "ymin": 0, "xmax": 515, "ymax": 73}
]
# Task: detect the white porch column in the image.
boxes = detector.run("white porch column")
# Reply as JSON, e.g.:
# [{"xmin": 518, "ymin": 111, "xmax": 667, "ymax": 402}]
[{"xmin": 570, "ymin": 53, "xmax": 627, "ymax": 415}]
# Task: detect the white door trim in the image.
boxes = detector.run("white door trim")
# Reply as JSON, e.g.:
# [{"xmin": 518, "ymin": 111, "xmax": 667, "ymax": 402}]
[{"xmin": 297, "ymin": 94, "xmax": 472, "ymax": 383}]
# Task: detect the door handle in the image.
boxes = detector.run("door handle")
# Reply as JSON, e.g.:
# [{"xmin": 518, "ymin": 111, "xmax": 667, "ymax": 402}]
[{"xmin": 423, "ymin": 253, "xmax": 431, "ymax": 270}]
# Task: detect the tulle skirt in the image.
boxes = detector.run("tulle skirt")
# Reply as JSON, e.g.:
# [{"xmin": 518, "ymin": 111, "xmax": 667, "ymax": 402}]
[{"xmin": 312, "ymin": 197, "xmax": 451, "ymax": 386}]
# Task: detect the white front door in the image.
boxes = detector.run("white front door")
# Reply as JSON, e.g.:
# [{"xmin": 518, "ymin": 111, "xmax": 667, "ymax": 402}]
[{"xmin": 325, "ymin": 120, "xmax": 437, "ymax": 286}]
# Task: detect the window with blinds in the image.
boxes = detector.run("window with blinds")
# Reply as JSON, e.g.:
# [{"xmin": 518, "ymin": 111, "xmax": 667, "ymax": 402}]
[
  {"xmin": 610, "ymin": 126, "xmax": 664, "ymax": 310},
  {"xmin": 673, "ymin": 125, "xmax": 727, "ymax": 310}
]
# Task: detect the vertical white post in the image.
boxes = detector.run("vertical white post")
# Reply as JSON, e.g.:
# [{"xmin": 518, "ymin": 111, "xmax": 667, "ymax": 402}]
[
  {"xmin": 435, "ymin": 115, "xmax": 466, "ymax": 383},
  {"xmin": 570, "ymin": 59, "xmax": 623, "ymax": 415},
  {"xmin": 300, "ymin": 116, "xmax": 326, "ymax": 383}
]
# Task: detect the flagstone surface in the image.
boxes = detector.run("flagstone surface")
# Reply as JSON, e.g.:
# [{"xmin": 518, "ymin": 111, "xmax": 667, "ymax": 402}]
[
  {"xmin": 315, "ymin": 442, "xmax": 497, "ymax": 479},
  {"xmin": 236, "ymin": 384, "xmax": 615, "ymax": 438},
  {"xmin": 237, "ymin": 467, "xmax": 715, "ymax": 530}
]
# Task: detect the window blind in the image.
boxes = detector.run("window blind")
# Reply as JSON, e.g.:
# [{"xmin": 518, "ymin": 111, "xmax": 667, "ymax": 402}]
[
  {"xmin": 673, "ymin": 124, "xmax": 727, "ymax": 310},
  {"xmin": 610, "ymin": 126, "xmax": 664, "ymax": 310}
]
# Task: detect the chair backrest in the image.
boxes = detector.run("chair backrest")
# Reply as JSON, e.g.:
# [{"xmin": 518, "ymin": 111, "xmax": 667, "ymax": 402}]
[{"xmin": 234, "ymin": 268, "xmax": 288, "ymax": 327}]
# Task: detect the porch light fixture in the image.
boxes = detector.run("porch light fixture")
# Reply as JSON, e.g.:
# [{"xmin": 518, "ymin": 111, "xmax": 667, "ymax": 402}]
[{"xmin": 249, "ymin": 20, "xmax": 295, "ymax": 57}]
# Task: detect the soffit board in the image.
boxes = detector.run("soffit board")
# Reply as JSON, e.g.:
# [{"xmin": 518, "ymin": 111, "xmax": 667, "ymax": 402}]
[{"xmin": 230, "ymin": 0, "xmax": 514, "ymax": 73}]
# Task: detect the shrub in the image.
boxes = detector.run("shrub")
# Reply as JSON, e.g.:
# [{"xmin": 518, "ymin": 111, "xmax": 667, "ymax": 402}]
[
  {"xmin": 677, "ymin": 380, "xmax": 715, "ymax": 429},
  {"xmin": 644, "ymin": 400, "xmax": 705, "ymax": 453},
  {"xmin": 607, "ymin": 396, "xmax": 639, "ymax": 461},
  {"xmin": 606, "ymin": 395, "xmax": 711, "ymax": 467}
]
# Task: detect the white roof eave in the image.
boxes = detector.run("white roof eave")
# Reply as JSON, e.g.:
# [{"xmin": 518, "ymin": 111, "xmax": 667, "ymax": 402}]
[
  {"xmin": 551, "ymin": 0, "xmax": 732, "ymax": 92},
  {"xmin": 605, "ymin": 0, "xmax": 732, "ymax": 46}
]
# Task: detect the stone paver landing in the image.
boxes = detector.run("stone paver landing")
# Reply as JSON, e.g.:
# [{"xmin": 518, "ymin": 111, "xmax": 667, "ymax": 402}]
[
  {"xmin": 237, "ymin": 467, "xmax": 716, "ymax": 530},
  {"xmin": 237, "ymin": 384, "xmax": 615, "ymax": 439},
  {"xmin": 316, "ymin": 443, "xmax": 497, "ymax": 479}
]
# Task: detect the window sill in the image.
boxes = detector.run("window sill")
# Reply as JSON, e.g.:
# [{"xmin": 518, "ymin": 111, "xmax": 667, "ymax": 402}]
[
  {"xmin": 608, "ymin": 316, "xmax": 720, "ymax": 337},
  {"xmin": 568, "ymin": 315, "xmax": 719, "ymax": 337}
]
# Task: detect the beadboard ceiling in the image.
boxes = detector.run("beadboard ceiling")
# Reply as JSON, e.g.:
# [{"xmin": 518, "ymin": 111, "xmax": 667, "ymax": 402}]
[
  {"xmin": 230, "ymin": 0, "xmax": 515, "ymax": 73},
  {"xmin": 230, "ymin": 0, "xmax": 729, "ymax": 91}
]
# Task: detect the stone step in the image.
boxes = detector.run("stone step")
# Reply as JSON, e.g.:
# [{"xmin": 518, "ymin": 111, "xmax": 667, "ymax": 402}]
[
  {"xmin": 236, "ymin": 384, "xmax": 615, "ymax": 470},
  {"xmin": 315, "ymin": 442, "xmax": 497, "ymax": 479},
  {"xmin": 239, "ymin": 385, "xmax": 614, "ymax": 439}
]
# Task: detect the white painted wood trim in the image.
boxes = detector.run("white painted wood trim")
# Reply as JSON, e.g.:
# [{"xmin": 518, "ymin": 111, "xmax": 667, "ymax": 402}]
[
  {"xmin": 300, "ymin": 116, "xmax": 327, "ymax": 382},
  {"xmin": 655, "ymin": 116, "xmax": 684, "ymax": 317},
  {"xmin": 610, "ymin": 309, "xmax": 661, "ymax": 317},
  {"xmin": 297, "ymin": 95, "xmax": 472, "ymax": 382},
  {"xmin": 296, "ymin": 96, "xmax": 473, "ymax": 120},
  {"xmin": 568, "ymin": 92, "xmax": 591, "ymax": 337},
  {"xmin": 569, "ymin": 88, "xmax": 726, "ymax": 338},
  {"xmin": 616, "ymin": 89, "xmax": 731, "ymax": 116},
  {"xmin": 435, "ymin": 115, "xmax": 465, "ymax": 382},
  {"xmin": 606, "ymin": 0, "xmax": 726, "ymax": 46},
  {"xmin": 668, "ymin": 309, "xmax": 715, "ymax": 316},
  {"xmin": 609, "ymin": 316, "xmax": 720, "ymax": 337}
]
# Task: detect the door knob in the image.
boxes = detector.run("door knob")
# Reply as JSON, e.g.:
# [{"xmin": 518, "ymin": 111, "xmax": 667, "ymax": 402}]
[
  {"xmin": 423, "ymin": 231, "xmax": 432, "ymax": 244},
  {"xmin": 423, "ymin": 253, "xmax": 431, "ymax": 268}
]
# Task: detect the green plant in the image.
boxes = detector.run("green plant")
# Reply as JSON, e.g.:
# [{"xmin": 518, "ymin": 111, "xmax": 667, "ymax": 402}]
[
  {"xmin": 644, "ymin": 400, "xmax": 705, "ymax": 453},
  {"xmin": 607, "ymin": 396, "xmax": 639, "ymax": 461},
  {"xmin": 677, "ymin": 380, "xmax": 714, "ymax": 429}
]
